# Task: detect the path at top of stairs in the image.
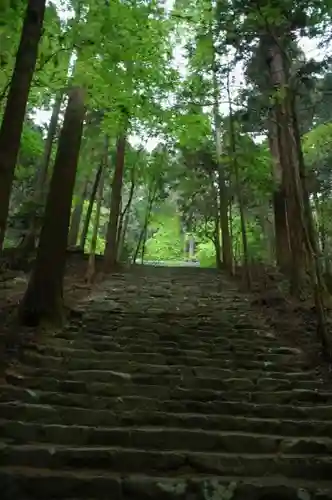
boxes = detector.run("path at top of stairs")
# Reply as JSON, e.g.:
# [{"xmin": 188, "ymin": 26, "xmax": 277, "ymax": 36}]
[{"xmin": 1, "ymin": 266, "xmax": 332, "ymax": 499}]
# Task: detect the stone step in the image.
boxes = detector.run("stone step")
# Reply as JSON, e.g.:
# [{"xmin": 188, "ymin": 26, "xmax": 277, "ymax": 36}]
[
  {"xmin": 19, "ymin": 349, "xmax": 321, "ymax": 380},
  {"xmin": 2, "ymin": 402, "xmax": 332, "ymax": 437},
  {"xmin": 18, "ymin": 350, "xmax": 312, "ymax": 372},
  {"xmin": 1, "ymin": 466, "xmax": 332, "ymax": 499},
  {"xmin": 3, "ymin": 385, "xmax": 332, "ymax": 419},
  {"xmin": 14, "ymin": 362, "xmax": 328, "ymax": 392},
  {"xmin": 6, "ymin": 371, "xmax": 332, "ymax": 404},
  {"xmin": 22, "ymin": 347, "xmax": 318, "ymax": 377},
  {"xmin": 57, "ymin": 328, "xmax": 293, "ymax": 346},
  {"xmin": 46, "ymin": 333, "xmax": 300, "ymax": 351},
  {"xmin": 22, "ymin": 344, "xmax": 308, "ymax": 364},
  {"xmin": 1, "ymin": 444, "xmax": 332, "ymax": 479},
  {"xmin": 2, "ymin": 420, "xmax": 332, "ymax": 455}
]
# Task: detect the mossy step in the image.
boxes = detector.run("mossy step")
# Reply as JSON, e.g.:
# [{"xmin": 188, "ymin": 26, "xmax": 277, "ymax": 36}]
[
  {"xmin": 17, "ymin": 351, "xmax": 313, "ymax": 372},
  {"xmin": 44, "ymin": 334, "xmax": 298, "ymax": 350},
  {"xmin": 2, "ymin": 402, "xmax": 332, "ymax": 437},
  {"xmin": 56, "ymin": 328, "xmax": 293, "ymax": 345},
  {"xmin": 2, "ymin": 385, "xmax": 332, "ymax": 419},
  {"xmin": 6, "ymin": 374, "xmax": 332, "ymax": 405},
  {"xmin": 20, "ymin": 349, "xmax": 321, "ymax": 380},
  {"xmin": 2, "ymin": 420, "xmax": 332, "ymax": 455},
  {"xmin": 22, "ymin": 348, "xmax": 317, "ymax": 376},
  {"xmin": 13, "ymin": 363, "xmax": 328, "ymax": 393},
  {"xmin": 53, "ymin": 328, "xmax": 291, "ymax": 346},
  {"xmin": 1, "ymin": 466, "xmax": 332, "ymax": 499},
  {"xmin": 1, "ymin": 444, "xmax": 332, "ymax": 479},
  {"xmin": 21, "ymin": 347, "xmax": 308, "ymax": 364}
]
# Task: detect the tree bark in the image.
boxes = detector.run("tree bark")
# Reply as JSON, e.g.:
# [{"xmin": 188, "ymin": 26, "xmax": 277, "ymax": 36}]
[
  {"xmin": 68, "ymin": 175, "xmax": 89, "ymax": 248},
  {"xmin": 104, "ymin": 133, "xmax": 127, "ymax": 271},
  {"xmin": 226, "ymin": 67, "xmax": 250, "ymax": 288},
  {"xmin": 85, "ymin": 137, "xmax": 108, "ymax": 283},
  {"xmin": 19, "ymin": 87, "xmax": 85, "ymax": 325},
  {"xmin": 132, "ymin": 181, "xmax": 157, "ymax": 264},
  {"xmin": 217, "ymin": 170, "xmax": 232, "ymax": 271},
  {"xmin": 267, "ymin": 117, "xmax": 291, "ymax": 271},
  {"xmin": 18, "ymin": 92, "xmax": 63, "ymax": 254},
  {"xmin": 212, "ymin": 47, "xmax": 232, "ymax": 272},
  {"xmin": 79, "ymin": 163, "xmax": 102, "ymax": 251},
  {"xmin": 273, "ymin": 186, "xmax": 290, "ymax": 270},
  {"xmin": 116, "ymin": 165, "xmax": 136, "ymax": 261},
  {"xmin": 0, "ymin": 0, "xmax": 46, "ymax": 250},
  {"xmin": 213, "ymin": 214, "xmax": 222, "ymax": 269},
  {"xmin": 36, "ymin": 91, "xmax": 63, "ymax": 193},
  {"xmin": 266, "ymin": 36, "xmax": 307, "ymax": 294}
]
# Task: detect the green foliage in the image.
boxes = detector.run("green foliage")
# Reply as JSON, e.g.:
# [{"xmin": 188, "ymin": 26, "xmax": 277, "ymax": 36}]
[
  {"xmin": 144, "ymin": 213, "xmax": 183, "ymax": 261},
  {"xmin": 196, "ymin": 240, "xmax": 216, "ymax": 267}
]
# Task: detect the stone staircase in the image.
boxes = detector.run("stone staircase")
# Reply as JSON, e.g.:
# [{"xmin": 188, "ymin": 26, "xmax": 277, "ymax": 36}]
[{"xmin": 1, "ymin": 267, "xmax": 332, "ymax": 499}]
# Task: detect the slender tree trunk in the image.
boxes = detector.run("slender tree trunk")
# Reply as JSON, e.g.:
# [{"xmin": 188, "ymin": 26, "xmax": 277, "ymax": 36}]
[
  {"xmin": 104, "ymin": 133, "xmax": 127, "ymax": 271},
  {"xmin": 212, "ymin": 48, "xmax": 232, "ymax": 272},
  {"xmin": 226, "ymin": 67, "xmax": 250, "ymax": 288},
  {"xmin": 86, "ymin": 138, "xmax": 108, "ymax": 283},
  {"xmin": 36, "ymin": 91, "xmax": 63, "ymax": 193},
  {"xmin": 19, "ymin": 87, "xmax": 85, "ymax": 326},
  {"xmin": 133, "ymin": 232, "xmax": 143, "ymax": 264},
  {"xmin": 19, "ymin": 93, "xmax": 64, "ymax": 254},
  {"xmin": 141, "ymin": 226, "xmax": 148, "ymax": 264},
  {"xmin": 214, "ymin": 215, "xmax": 222, "ymax": 269},
  {"xmin": 132, "ymin": 181, "xmax": 157, "ymax": 264},
  {"xmin": 257, "ymin": 207, "xmax": 274, "ymax": 262},
  {"xmin": 79, "ymin": 163, "xmax": 102, "ymax": 251},
  {"xmin": 68, "ymin": 175, "xmax": 89, "ymax": 248},
  {"xmin": 118, "ymin": 211, "xmax": 131, "ymax": 262},
  {"xmin": 116, "ymin": 166, "xmax": 136, "ymax": 260},
  {"xmin": 0, "ymin": 0, "xmax": 46, "ymax": 250},
  {"xmin": 217, "ymin": 171, "xmax": 232, "ymax": 270}
]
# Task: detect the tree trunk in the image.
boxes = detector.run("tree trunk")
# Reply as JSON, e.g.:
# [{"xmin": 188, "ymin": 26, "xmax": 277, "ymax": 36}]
[
  {"xmin": 85, "ymin": 138, "xmax": 108, "ymax": 283},
  {"xmin": 314, "ymin": 194, "xmax": 330, "ymax": 273},
  {"xmin": 266, "ymin": 36, "xmax": 306, "ymax": 294},
  {"xmin": 36, "ymin": 91, "xmax": 63, "ymax": 193},
  {"xmin": 132, "ymin": 181, "xmax": 157, "ymax": 265},
  {"xmin": 0, "ymin": 0, "xmax": 46, "ymax": 250},
  {"xmin": 79, "ymin": 163, "xmax": 102, "ymax": 251},
  {"xmin": 19, "ymin": 92, "xmax": 64, "ymax": 254},
  {"xmin": 104, "ymin": 133, "xmax": 127, "ymax": 271},
  {"xmin": 212, "ymin": 47, "xmax": 232, "ymax": 272},
  {"xmin": 290, "ymin": 93, "xmax": 331, "ymax": 356},
  {"xmin": 226, "ymin": 67, "xmax": 250, "ymax": 288},
  {"xmin": 273, "ymin": 187, "xmax": 290, "ymax": 269},
  {"xmin": 19, "ymin": 87, "xmax": 85, "ymax": 326},
  {"xmin": 267, "ymin": 117, "xmax": 291, "ymax": 271},
  {"xmin": 257, "ymin": 208, "xmax": 274, "ymax": 263},
  {"xmin": 218, "ymin": 171, "xmax": 232, "ymax": 271},
  {"xmin": 68, "ymin": 175, "xmax": 89, "ymax": 248},
  {"xmin": 213, "ymin": 215, "xmax": 222, "ymax": 269},
  {"xmin": 267, "ymin": 34, "xmax": 331, "ymax": 356},
  {"xmin": 118, "ymin": 211, "xmax": 131, "ymax": 262},
  {"xmin": 116, "ymin": 165, "xmax": 136, "ymax": 261}
]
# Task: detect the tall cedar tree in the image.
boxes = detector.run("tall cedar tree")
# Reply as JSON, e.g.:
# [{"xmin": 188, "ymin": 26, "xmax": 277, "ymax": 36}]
[
  {"xmin": 0, "ymin": 0, "xmax": 46, "ymax": 249},
  {"xmin": 19, "ymin": 87, "xmax": 86, "ymax": 325}
]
